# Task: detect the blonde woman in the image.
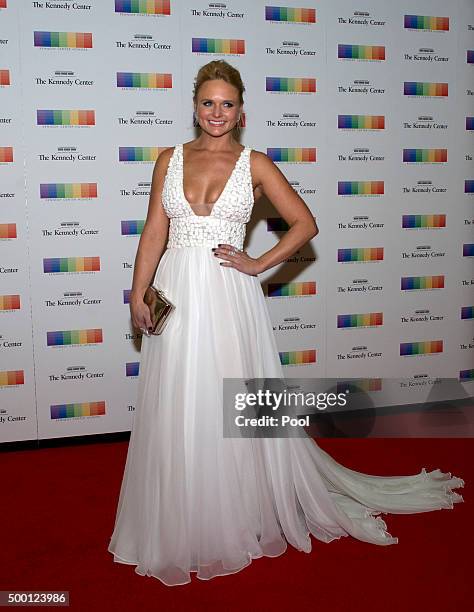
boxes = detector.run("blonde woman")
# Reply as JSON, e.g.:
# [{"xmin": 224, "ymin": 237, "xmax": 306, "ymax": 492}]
[{"xmin": 108, "ymin": 60, "xmax": 464, "ymax": 587}]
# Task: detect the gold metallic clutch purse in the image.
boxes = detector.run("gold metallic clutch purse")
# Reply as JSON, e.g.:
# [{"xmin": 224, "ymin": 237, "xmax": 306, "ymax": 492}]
[{"xmin": 143, "ymin": 285, "xmax": 175, "ymax": 335}]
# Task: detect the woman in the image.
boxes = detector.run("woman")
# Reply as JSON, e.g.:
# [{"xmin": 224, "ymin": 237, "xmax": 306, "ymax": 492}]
[{"xmin": 108, "ymin": 60, "xmax": 464, "ymax": 586}]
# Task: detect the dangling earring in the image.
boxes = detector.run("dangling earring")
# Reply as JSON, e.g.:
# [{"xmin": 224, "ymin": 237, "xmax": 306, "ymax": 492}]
[{"xmin": 193, "ymin": 111, "xmax": 200, "ymax": 128}]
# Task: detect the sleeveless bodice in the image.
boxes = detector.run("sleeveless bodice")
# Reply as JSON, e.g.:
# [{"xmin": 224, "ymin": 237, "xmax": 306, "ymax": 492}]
[{"xmin": 161, "ymin": 143, "xmax": 254, "ymax": 249}]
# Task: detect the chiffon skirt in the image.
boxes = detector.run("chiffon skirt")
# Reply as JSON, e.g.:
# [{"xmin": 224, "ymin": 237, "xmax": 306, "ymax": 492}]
[{"xmin": 108, "ymin": 246, "xmax": 465, "ymax": 586}]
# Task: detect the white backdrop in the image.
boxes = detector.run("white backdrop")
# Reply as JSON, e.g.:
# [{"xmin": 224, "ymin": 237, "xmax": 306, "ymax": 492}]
[{"xmin": 0, "ymin": 0, "xmax": 473, "ymax": 442}]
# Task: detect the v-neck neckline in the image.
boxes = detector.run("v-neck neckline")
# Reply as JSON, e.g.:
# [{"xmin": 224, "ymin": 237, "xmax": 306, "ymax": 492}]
[{"xmin": 180, "ymin": 143, "xmax": 246, "ymax": 217}]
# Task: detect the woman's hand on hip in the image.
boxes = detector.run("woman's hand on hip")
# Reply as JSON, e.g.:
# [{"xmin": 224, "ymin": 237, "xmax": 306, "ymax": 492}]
[{"xmin": 212, "ymin": 244, "xmax": 262, "ymax": 276}]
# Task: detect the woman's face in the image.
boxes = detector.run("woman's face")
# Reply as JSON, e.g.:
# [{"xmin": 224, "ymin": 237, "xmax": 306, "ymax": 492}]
[{"xmin": 194, "ymin": 79, "xmax": 241, "ymax": 137}]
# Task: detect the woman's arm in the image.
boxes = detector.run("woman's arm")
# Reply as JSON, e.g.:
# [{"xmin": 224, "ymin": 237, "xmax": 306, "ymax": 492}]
[
  {"xmin": 129, "ymin": 148, "xmax": 172, "ymax": 331},
  {"xmin": 251, "ymin": 150, "xmax": 318, "ymax": 273},
  {"xmin": 216, "ymin": 150, "xmax": 318, "ymax": 275}
]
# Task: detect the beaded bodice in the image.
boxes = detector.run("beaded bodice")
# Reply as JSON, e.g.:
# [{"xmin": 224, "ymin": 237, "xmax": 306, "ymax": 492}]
[{"xmin": 162, "ymin": 143, "xmax": 254, "ymax": 249}]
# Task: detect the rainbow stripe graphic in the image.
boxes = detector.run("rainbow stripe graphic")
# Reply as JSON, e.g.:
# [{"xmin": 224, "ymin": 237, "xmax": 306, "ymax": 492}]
[
  {"xmin": 47, "ymin": 329, "xmax": 103, "ymax": 346},
  {"xmin": 117, "ymin": 72, "xmax": 172, "ymax": 88},
  {"xmin": 338, "ymin": 115, "xmax": 385, "ymax": 129},
  {"xmin": 115, "ymin": 0, "xmax": 170, "ymax": 14},
  {"xmin": 122, "ymin": 220, "xmax": 144, "ymax": 235},
  {"xmin": 43, "ymin": 257, "xmax": 100, "ymax": 273},
  {"xmin": 0, "ymin": 147, "xmax": 13, "ymax": 162},
  {"xmin": 267, "ymin": 217, "xmax": 290, "ymax": 231},
  {"xmin": 0, "ymin": 70, "xmax": 10, "ymax": 85},
  {"xmin": 465, "ymin": 180, "xmax": 474, "ymax": 193},
  {"xmin": 463, "ymin": 243, "xmax": 474, "ymax": 257},
  {"xmin": 0, "ymin": 223, "xmax": 17, "ymax": 239},
  {"xmin": 467, "ymin": 50, "xmax": 474, "ymax": 64},
  {"xmin": 267, "ymin": 282, "xmax": 316, "ymax": 297},
  {"xmin": 467, "ymin": 117, "xmax": 474, "ymax": 130},
  {"xmin": 40, "ymin": 183, "xmax": 97, "ymax": 199},
  {"xmin": 192, "ymin": 38, "xmax": 245, "ymax": 55},
  {"xmin": 279, "ymin": 350, "xmax": 316, "ymax": 365},
  {"xmin": 37, "ymin": 110, "xmax": 95, "ymax": 126},
  {"xmin": 0, "ymin": 370, "xmax": 24, "ymax": 386},
  {"xmin": 338, "ymin": 45, "xmax": 385, "ymax": 61},
  {"xmin": 460, "ymin": 369, "xmax": 474, "ymax": 381},
  {"xmin": 119, "ymin": 147, "xmax": 165, "ymax": 162},
  {"xmin": 461, "ymin": 306, "xmax": 474, "ymax": 320},
  {"xmin": 402, "ymin": 214, "xmax": 446, "ymax": 228},
  {"xmin": 400, "ymin": 340, "xmax": 443, "ymax": 356},
  {"xmin": 401, "ymin": 275, "xmax": 444, "ymax": 291},
  {"xmin": 0, "ymin": 294, "xmax": 20, "ymax": 310},
  {"xmin": 51, "ymin": 401, "xmax": 105, "ymax": 419},
  {"xmin": 338, "ymin": 247, "xmax": 383, "ymax": 262},
  {"xmin": 34, "ymin": 31, "xmax": 92, "ymax": 48},
  {"xmin": 404, "ymin": 15, "xmax": 449, "ymax": 31},
  {"xmin": 266, "ymin": 77, "xmax": 316, "ymax": 92},
  {"xmin": 338, "ymin": 181, "xmax": 384, "ymax": 195},
  {"xmin": 337, "ymin": 379, "xmax": 382, "ymax": 394},
  {"xmin": 337, "ymin": 312, "xmax": 383, "ymax": 328},
  {"xmin": 267, "ymin": 148, "xmax": 316, "ymax": 162},
  {"xmin": 0, "ymin": 1, "xmax": 6, "ymax": 8},
  {"xmin": 403, "ymin": 149, "xmax": 447, "ymax": 162},
  {"xmin": 126, "ymin": 362, "xmax": 140, "ymax": 377},
  {"xmin": 404, "ymin": 82, "xmax": 448, "ymax": 97},
  {"xmin": 265, "ymin": 6, "xmax": 316, "ymax": 22}
]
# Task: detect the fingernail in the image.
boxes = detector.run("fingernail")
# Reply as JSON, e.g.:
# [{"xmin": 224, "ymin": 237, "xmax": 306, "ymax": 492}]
[
  {"xmin": 217, "ymin": 243, "xmax": 222, "ymax": 246},
  {"xmin": 214, "ymin": 252, "xmax": 218, "ymax": 256},
  {"xmin": 211, "ymin": 248, "xmax": 216, "ymax": 251}
]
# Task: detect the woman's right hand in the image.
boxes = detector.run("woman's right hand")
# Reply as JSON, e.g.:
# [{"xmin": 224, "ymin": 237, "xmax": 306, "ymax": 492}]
[{"xmin": 130, "ymin": 296, "xmax": 153, "ymax": 336}]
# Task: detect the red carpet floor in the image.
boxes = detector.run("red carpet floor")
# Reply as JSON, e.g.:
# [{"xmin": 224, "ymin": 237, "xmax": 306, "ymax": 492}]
[{"xmin": 1, "ymin": 437, "xmax": 471, "ymax": 611}]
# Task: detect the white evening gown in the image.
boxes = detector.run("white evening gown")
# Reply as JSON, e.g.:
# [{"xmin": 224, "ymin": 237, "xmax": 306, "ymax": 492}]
[{"xmin": 108, "ymin": 143, "xmax": 465, "ymax": 587}]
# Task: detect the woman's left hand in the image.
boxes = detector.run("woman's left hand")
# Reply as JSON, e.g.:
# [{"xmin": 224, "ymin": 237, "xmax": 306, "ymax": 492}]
[{"xmin": 212, "ymin": 244, "xmax": 262, "ymax": 276}]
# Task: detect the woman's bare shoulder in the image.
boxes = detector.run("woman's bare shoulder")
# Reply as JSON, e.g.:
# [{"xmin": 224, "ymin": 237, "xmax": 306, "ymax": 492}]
[
  {"xmin": 249, "ymin": 148, "xmax": 272, "ymax": 163},
  {"xmin": 153, "ymin": 145, "xmax": 177, "ymax": 172},
  {"xmin": 158, "ymin": 145, "xmax": 177, "ymax": 161},
  {"xmin": 249, "ymin": 148, "xmax": 275, "ymax": 175}
]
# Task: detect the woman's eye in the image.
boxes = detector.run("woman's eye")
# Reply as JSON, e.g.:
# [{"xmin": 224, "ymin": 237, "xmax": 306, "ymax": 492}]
[{"xmin": 201, "ymin": 101, "xmax": 234, "ymax": 108}]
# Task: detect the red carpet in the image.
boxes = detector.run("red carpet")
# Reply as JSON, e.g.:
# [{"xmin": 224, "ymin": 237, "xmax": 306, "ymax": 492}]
[{"xmin": 1, "ymin": 437, "xmax": 471, "ymax": 611}]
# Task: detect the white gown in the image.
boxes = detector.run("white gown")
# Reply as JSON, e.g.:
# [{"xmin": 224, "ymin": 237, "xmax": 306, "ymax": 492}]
[{"xmin": 108, "ymin": 143, "xmax": 465, "ymax": 586}]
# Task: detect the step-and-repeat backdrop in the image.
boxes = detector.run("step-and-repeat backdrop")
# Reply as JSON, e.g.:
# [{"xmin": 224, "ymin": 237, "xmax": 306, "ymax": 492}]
[{"xmin": 1, "ymin": 0, "xmax": 473, "ymax": 442}]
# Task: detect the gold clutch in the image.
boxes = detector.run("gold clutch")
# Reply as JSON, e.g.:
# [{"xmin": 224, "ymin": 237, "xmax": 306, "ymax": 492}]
[{"xmin": 143, "ymin": 285, "xmax": 175, "ymax": 335}]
